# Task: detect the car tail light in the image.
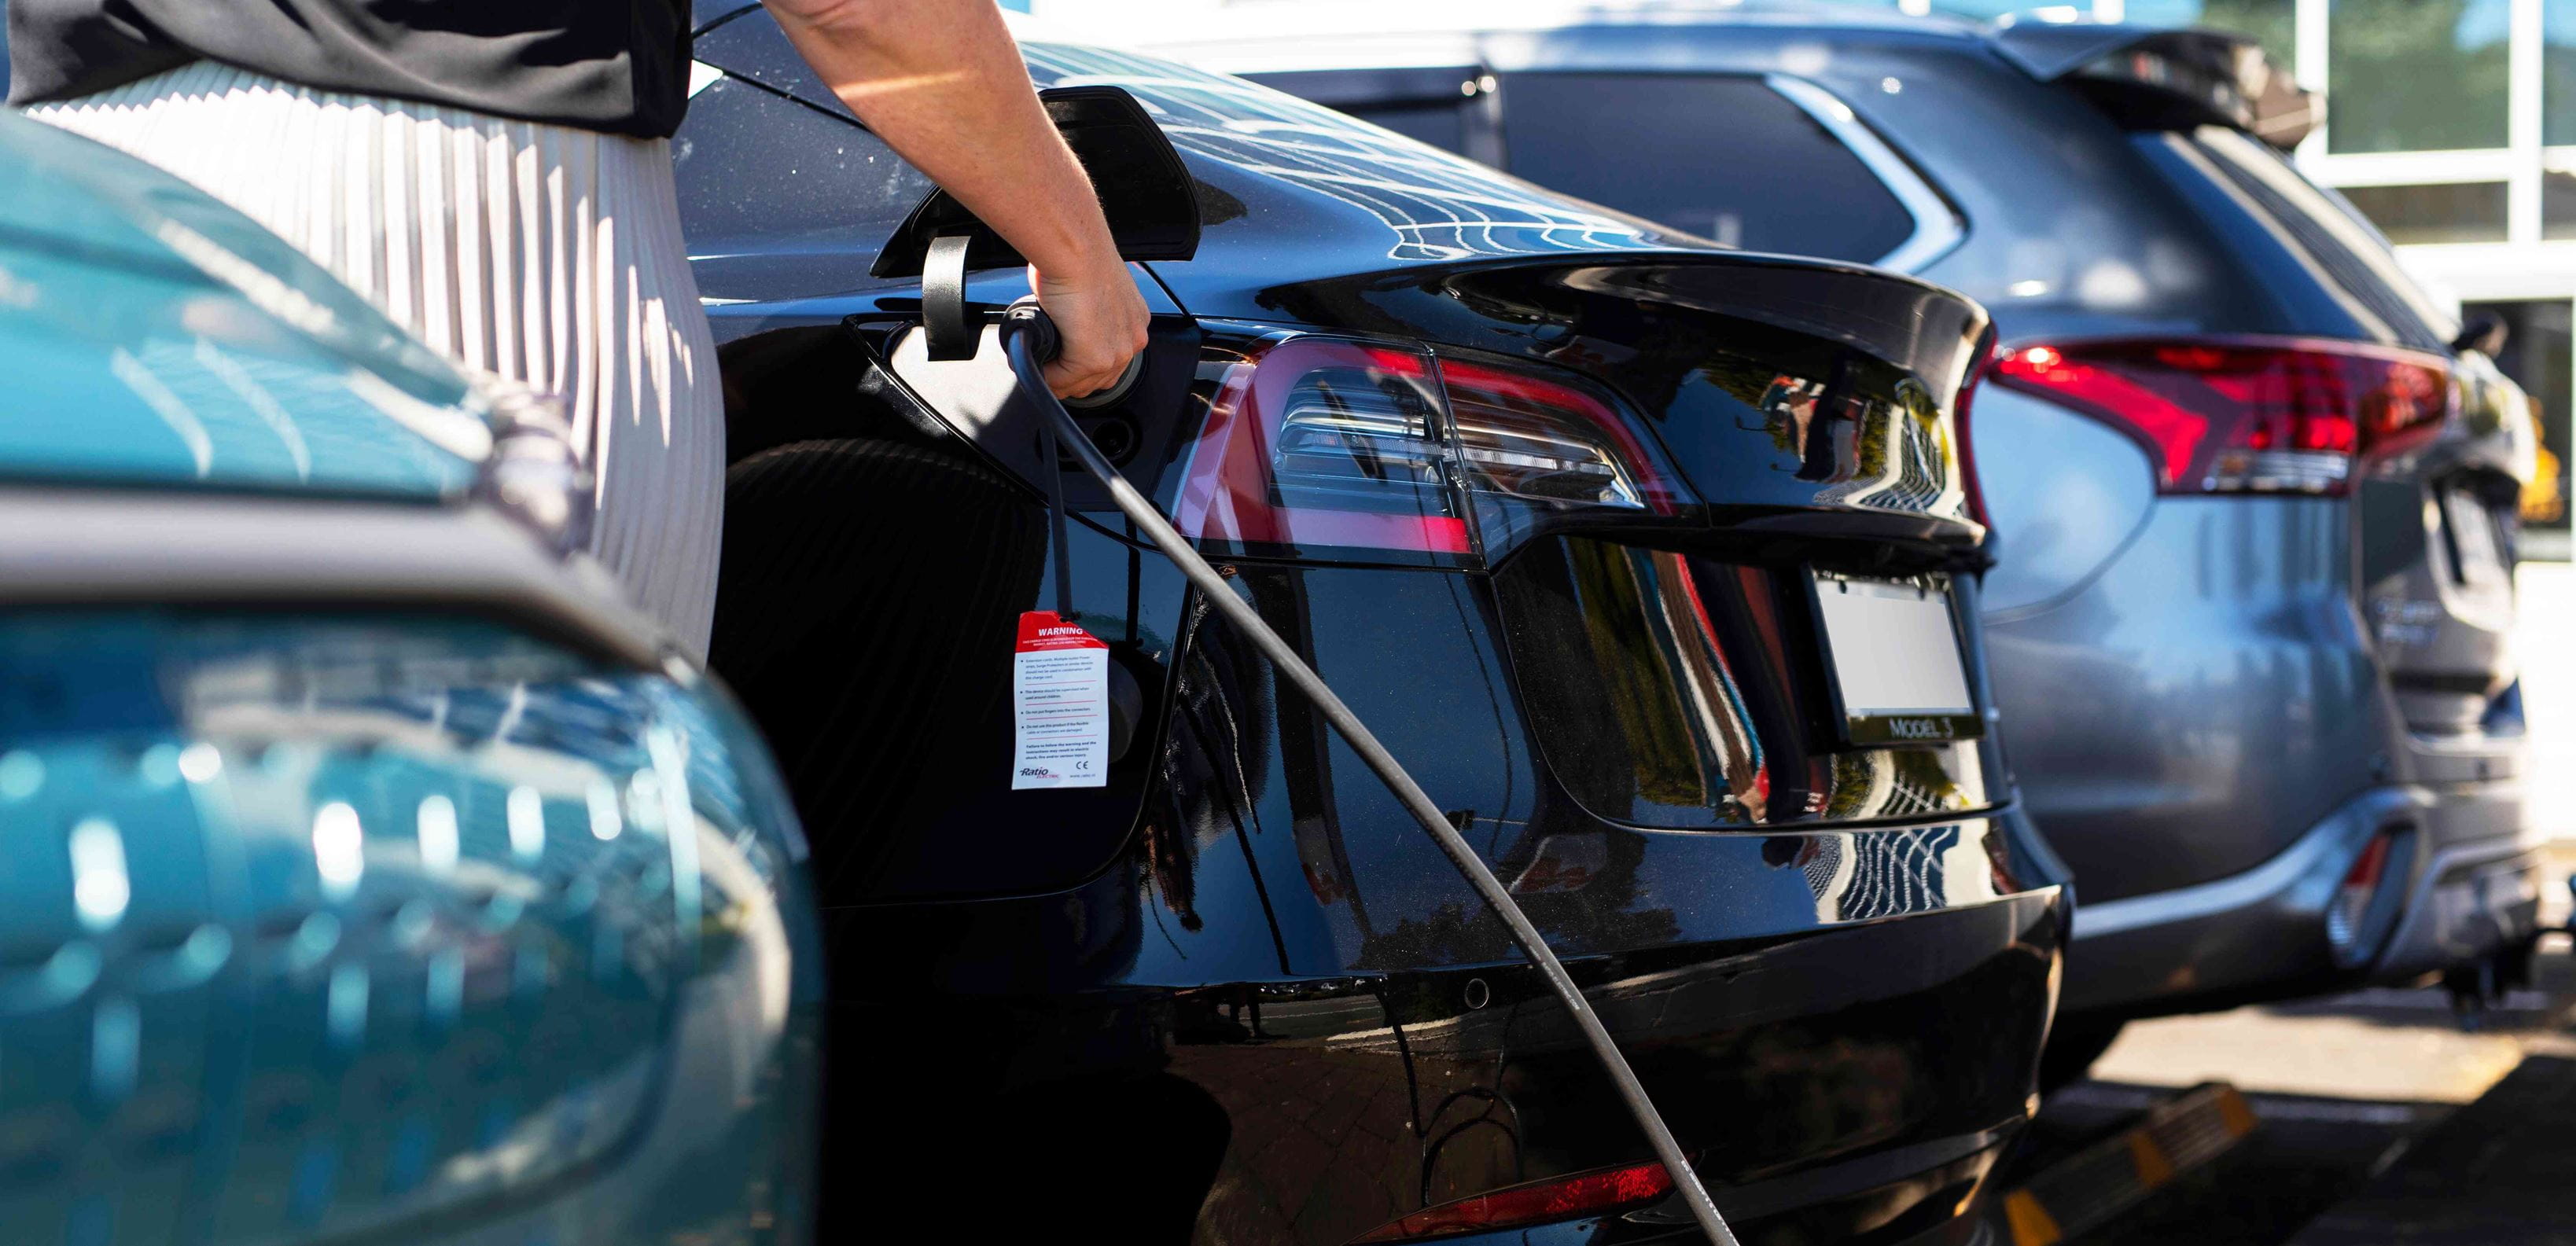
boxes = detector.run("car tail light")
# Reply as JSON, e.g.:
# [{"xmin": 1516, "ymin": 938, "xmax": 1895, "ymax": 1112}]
[
  {"xmin": 1172, "ymin": 336, "xmax": 1472, "ymax": 560},
  {"xmin": 1989, "ymin": 337, "xmax": 2451, "ymax": 495},
  {"xmin": 2327, "ymin": 832, "xmax": 2395, "ymax": 957},
  {"xmin": 1350, "ymin": 1159, "xmax": 1677, "ymax": 1243},
  {"xmin": 1954, "ymin": 366, "xmax": 1993, "ymax": 533},
  {"xmin": 1437, "ymin": 357, "xmax": 1682, "ymax": 515},
  {"xmin": 1168, "ymin": 334, "xmax": 1684, "ymax": 564}
]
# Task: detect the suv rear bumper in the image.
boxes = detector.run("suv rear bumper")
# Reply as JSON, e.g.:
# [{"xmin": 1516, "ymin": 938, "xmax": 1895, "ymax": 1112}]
[{"xmin": 2060, "ymin": 780, "xmax": 2537, "ymax": 1016}]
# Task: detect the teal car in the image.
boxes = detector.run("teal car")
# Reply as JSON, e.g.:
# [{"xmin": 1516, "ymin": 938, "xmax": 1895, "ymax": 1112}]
[{"xmin": 0, "ymin": 110, "xmax": 820, "ymax": 1243}]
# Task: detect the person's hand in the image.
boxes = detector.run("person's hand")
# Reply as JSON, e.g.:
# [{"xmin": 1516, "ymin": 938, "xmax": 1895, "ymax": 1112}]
[
  {"xmin": 1031, "ymin": 257, "xmax": 1150, "ymax": 400},
  {"xmin": 766, "ymin": 0, "xmax": 1149, "ymax": 397}
]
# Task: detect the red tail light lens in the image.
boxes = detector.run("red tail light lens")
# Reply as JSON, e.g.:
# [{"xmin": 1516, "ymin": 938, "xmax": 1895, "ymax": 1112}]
[
  {"xmin": 1169, "ymin": 335, "xmax": 1684, "ymax": 564},
  {"xmin": 1438, "ymin": 357, "xmax": 1683, "ymax": 516},
  {"xmin": 1351, "ymin": 1160, "xmax": 1677, "ymax": 1243},
  {"xmin": 1954, "ymin": 366, "xmax": 1993, "ymax": 533},
  {"xmin": 2327, "ymin": 833, "xmax": 2394, "ymax": 954},
  {"xmin": 1172, "ymin": 336, "xmax": 1472, "ymax": 559},
  {"xmin": 1990, "ymin": 337, "xmax": 2451, "ymax": 495}
]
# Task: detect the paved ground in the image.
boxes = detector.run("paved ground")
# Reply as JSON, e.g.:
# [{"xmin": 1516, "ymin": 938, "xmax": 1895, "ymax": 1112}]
[{"xmin": 2028, "ymin": 921, "xmax": 2576, "ymax": 1244}]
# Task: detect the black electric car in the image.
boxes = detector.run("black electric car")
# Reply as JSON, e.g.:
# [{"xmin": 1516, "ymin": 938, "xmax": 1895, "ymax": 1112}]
[
  {"xmin": 679, "ymin": 9, "xmax": 2066, "ymax": 1242},
  {"xmin": 1154, "ymin": 6, "xmax": 2542, "ymax": 1084}
]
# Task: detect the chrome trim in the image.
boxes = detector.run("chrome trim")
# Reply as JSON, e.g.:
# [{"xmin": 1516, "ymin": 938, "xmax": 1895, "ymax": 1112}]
[
  {"xmin": 0, "ymin": 487, "xmax": 672, "ymax": 669},
  {"xmin": 1765, "ymin": 75, "xmax": 1965, "ymax": 274}
]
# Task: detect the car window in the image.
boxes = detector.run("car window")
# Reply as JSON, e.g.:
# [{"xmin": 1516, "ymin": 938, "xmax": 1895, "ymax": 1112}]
[
  {"xmin": 2160, "ymin": 126, "xmax": 2457, "ymax": 351},
  {"xmin": 1492, "ymin": 73, "xmax": 1917, "ymax": 262}
]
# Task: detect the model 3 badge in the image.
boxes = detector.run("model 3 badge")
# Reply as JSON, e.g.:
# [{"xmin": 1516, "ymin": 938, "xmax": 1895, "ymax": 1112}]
[{"xmin": 1886, "ymin": 717, "xmax": 1944, "ymax": 740}]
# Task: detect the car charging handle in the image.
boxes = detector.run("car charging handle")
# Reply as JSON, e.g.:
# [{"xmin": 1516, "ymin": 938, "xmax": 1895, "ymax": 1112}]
[{"xmin": 997, "ymin": 297, "xmax": 1739, "ymax": 1246}]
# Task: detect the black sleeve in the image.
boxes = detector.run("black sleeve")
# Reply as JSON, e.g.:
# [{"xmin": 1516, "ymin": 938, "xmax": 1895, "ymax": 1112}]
[
  {"xmin": 8, "ymin": 1, "xmax": 692, "ymax": 138},
  {"xmin": 7, "ymin": 0, "xmax": 199, "ymax": 108}
]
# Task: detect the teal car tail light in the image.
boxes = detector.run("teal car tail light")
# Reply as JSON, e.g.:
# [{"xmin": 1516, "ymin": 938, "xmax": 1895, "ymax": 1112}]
[{"xmin": 0, "ymin": 612, "xmax": 819, "ymax": 1243}]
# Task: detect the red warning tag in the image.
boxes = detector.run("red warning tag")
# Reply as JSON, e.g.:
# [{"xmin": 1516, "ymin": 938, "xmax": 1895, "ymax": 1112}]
[{"xmin": 1011, "ymin": 611, "xmax": 1110, "ymax": 790}]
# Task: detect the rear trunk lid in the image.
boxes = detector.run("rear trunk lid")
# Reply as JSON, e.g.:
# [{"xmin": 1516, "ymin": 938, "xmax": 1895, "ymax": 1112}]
[
  {"xmin": 914, "ymin": 242, "xmax": 2005, "ymax": 833},
  {"xmin": 1368, "ymin": 255, "xmax": 2001, "ymax": 829}
]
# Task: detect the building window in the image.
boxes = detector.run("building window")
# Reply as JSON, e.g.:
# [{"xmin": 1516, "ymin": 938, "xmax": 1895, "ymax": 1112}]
[
  {"xmin": 2337, "ymin": 181, "xmax": 2511, "ymax": 241},
  {"xmin": 2543, "ymin": 170, "xmax": 2576, "ymax": 237},
  {"xmin": 2329, "ymin": 0, "xmax": 2511, "ymax": 153},
  {"xmin": 2119, "ymin": 0, "xmax": 2299, "ymax": 63},
  {"xmin": 2548, "ymin": 0, "xmax": 2576, "ymax": 144}
]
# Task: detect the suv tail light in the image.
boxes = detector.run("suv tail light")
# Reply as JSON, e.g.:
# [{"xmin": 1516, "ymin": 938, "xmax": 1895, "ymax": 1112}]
[
  {"xmin": 1168, "ymin": 334, "xmax": 1685, "ymax": 564},
  {"xmin": 1990, "ymin": 337, "xmax": 2451, "ymax": 496},
  {"xmin": 2325, "ymin": 829, "xmax": 2409, "ymax": 963}
]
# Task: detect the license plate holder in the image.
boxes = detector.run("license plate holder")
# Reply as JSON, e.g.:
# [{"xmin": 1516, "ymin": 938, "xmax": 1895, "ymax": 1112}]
[
  {"xmin": 2440, "ymin": 487, "xmax": 2514, "ymax": 590},
  {"xmin": 1806, "ymin": 570, "xmax": 1982, "ymax": 746}
]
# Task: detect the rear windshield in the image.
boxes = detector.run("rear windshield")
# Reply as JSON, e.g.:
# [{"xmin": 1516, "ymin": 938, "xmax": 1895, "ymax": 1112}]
[
  {"xmin": 1490, "ymin": 73, "xmax": 1917, "ymax": 263},
  {"xmin": 2140, "ymin": 126, "xmax": 2457, "ymax": 351},
  {"xmin": 1287, "ymin": 71, "xmax": 1920, "ymax": 264},
  {"xmin": 1345, "ymin": 101, "xmax": 1472, "ymax": 156}
]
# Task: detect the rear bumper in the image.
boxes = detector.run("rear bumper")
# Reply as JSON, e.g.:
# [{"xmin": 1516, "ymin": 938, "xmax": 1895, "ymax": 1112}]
[
  {"xmin": 2062, "ymin": 780, "xmax": 2537, "ymax": 1016},
  {"xmin": 2374, "ymin": 810, "xmax": 2543, "ymax": 980},
  {"xmin": 825, "ymin": 861, "xmax": 2065, "ymax": 1245}
]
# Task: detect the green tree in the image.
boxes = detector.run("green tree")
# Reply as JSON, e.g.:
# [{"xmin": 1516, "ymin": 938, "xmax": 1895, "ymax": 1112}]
[{"xmin": 2329, "ymin": 0, "xmax": 2511, "ymax": 153}]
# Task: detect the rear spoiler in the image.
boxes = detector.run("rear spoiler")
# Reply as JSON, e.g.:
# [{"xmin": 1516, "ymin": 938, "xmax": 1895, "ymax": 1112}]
[{"xmin": 1989, "ymin": 24, "xmax": 2320, "ymax": 150}]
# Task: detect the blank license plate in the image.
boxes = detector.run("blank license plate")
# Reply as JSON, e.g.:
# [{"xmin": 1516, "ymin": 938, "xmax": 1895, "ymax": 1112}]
[
  {"xmin": 2441, "ymin": 487, "xmax": 2512, "ymax": 590},
  {"xmin": 1810, "ymin": 572, "xmax": 1980, "ymax": 744}
]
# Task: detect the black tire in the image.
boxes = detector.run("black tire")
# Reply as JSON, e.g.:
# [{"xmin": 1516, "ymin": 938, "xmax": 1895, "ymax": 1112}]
[
  {"xmin": 710, "ymin": 437, "xmax": 1045, "ymax": 899},
  {"xmin": 2038, "ymin": 1016, "xmax": 2128, "ymax": 1095}
]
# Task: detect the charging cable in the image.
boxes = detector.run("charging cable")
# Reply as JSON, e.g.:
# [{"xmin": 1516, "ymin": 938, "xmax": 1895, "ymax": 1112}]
[{"xmin": 999, "ymin": 298, "xmax": 1738, "ymax": 1245}]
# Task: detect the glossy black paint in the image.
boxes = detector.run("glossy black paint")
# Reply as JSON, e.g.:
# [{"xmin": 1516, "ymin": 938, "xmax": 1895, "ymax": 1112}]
[
  {"xmin": 1208, "ymin": 260, "xmax": 1990, "ymax": 539},
  {"xmin": 683, "ymin": 8, "xmax": 2063, "ymax": 1241},
  {"xmin": 1500, "ymin": 539, "xmax": 1994, "ymax": 829},
  {"xmin": 814, "ymin": 561, "xmax": 2060, "ymax": 1243}
]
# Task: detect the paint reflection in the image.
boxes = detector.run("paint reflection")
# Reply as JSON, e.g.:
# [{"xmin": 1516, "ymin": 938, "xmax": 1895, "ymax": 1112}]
[{"xmin": 0, "ymin": 615, "xmax": 815, "ymax": 1240}]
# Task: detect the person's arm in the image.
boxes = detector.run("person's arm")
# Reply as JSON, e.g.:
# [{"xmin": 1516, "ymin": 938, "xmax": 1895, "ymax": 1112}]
[{"xmin": 763, "ymin": 0, "xmax": 1150, "ymax": 398}]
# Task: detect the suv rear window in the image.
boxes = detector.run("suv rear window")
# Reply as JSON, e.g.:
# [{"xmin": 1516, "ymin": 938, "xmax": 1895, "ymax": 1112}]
[
  {"xmin": 1492, "ymin": 73, "xmax": 1916, "ymax": 262},
  {"xmin": 2146, "ymin": 126, "xmax": 2456, "ymax": 351},
  {"xmin": 1253, "ymin": 69, "xmax": 1923, "ymax": 264}
]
